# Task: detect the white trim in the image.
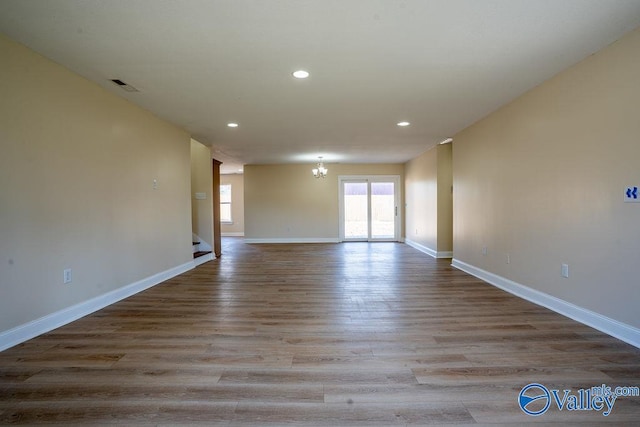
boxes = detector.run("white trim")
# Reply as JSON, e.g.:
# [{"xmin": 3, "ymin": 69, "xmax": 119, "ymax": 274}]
[
  {"xmin": 451, "ymin": 259, "xmax": 640, "ymax": 349},
  {"xmin": 195, "ymin": 241, "xmax": 212, "ymax": 252},
  {"xmin": 338, "ymin": 175, "xmax": 402, "ymax": 242},
  {"xmin": 192, "ymin": 233, "xmax": 212, "ymax": 253},
  {"xmin": 405, "ymin": 239, "xmax": 452, "ymax": 258},
  {"xmin": 221, "ymin": 232, "xmax": 245, "ymax": 237},
  {"xmin": 405, "ymin": 239, "xmax": 437, "ymax": 258},
  {"xmin": 193, "ymin": 253, "xmax": 214, "ymax": 266},
  {"xmin": 0, "ymin": 260, "xmax": 195, "ymax": 352},
  {"xmin": 244, "ymin": 237, "xmax": 340, "ymax": 244}
]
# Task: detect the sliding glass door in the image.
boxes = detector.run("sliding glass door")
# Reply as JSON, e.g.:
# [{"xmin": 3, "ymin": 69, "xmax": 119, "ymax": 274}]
[
  {"xmin": 339, "ymin": 176, "xmax": 400, "ymax": 241},
  {"xmin": 343, "ymin": 181, "xmax": 369, "ymax": 239},
  {"xmin": 370, "ymin": 181, "xmax": 396, "ymax": 239}
]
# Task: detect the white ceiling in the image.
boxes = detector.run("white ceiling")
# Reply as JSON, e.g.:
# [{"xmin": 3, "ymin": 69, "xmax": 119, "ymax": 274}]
[{"xmin": 2, "ymin": 1, "xmax": 640, "ymax": 174}]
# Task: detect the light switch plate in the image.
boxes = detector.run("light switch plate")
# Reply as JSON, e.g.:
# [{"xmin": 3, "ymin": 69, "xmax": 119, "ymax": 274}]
[{"xmin": 63, "ymin": 269, "xmax": 72, "ymax": 284}]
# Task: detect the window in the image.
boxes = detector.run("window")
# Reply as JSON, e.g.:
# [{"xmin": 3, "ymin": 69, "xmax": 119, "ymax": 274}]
[{"xmin": 220, "ymin": 184, "xmax": 232, "ymax": 223}]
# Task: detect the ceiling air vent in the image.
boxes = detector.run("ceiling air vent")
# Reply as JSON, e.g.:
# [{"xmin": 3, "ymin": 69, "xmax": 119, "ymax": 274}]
[{"xmin": 110, "ymin": 79, "xmax": 139, "ymax": 92}]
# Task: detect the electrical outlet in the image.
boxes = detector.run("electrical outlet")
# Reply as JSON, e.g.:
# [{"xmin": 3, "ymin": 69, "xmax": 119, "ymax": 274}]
[
  {"xmin": 153, "ymin": 179, "xmax": 158, "ymax": 190},
  {"xmin": 506, "ymin": 253, "xmax": 510, "ymax": 264},
  {"xmin": 482, "ymin": 247, "xmax": 488, "ymax": 256},
  {"xmin": 63, "ymin": 268, "xmax": 72, "ymax": 284},
  {"xmin": 561, "ymin": 264, "xmax": 569, "ymax": 278}
]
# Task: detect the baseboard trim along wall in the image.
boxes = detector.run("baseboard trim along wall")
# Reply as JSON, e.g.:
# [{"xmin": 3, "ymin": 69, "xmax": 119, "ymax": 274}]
[
  {"xmin": 0, "ymin": 260, "xmax": 197, "ymax": 352},
  {"xmin": 221, "ymin": 232, "xmax": 245, "ymax": 237},
  {"xmin": 405, "ymin": 239, "xmax": 453, "ymax": 259},
  {"xmin": 451, "ymin": 258, "xmax": 640, "ymax": 349},
  {"xmin": 244, "ymin": 237, "xmax": 341, "ymax": 244},
  {"xmin": 193, "ymin": 253, "xmax": 214, "ymax": 266}
]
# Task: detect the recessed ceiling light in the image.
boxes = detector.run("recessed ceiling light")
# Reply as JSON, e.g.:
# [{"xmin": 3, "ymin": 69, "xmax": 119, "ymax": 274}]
[
  {"xmin": 292, "ymin": 70, "xmax": 310, "ymax": 79},
  {"xmin": 227, "ymin": 123, "xmax": 238, "ymax": 128},
  {"xmin": 397, "ymin": 121, "xmax": 410, "ymax": 127},
  {"xmin": 439, "ymin": 138, "xmax": 453, "ymax": 144}
]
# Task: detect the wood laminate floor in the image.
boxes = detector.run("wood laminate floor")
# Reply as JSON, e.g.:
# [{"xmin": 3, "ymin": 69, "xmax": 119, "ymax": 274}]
[{"xmin": 1, "ymin": 239, "xmax": 639, "ymax": 425}]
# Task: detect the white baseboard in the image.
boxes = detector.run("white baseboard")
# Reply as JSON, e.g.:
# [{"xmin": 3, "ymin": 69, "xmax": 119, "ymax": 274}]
[
  {"xmin": 451, "ymin": 259, "xmax": 640, "ymax": 349},
  {"xmin": 405, "ymin": 239, "xmax": 453, "ymax": 259},
  {"xmin": 221, "ymin": 232, "xmax": 245, "ymax": 237},
  {"xmin": 406, "ymin": 239, "xmax": 437, "ymax": 257},
  {"xmin": 193, "ymin": 252, "xmax": 214, "ymax": 266},
  {"xmin": 0, "ymin": 260, "xmax": 195, "ymax": 352},
  {"xmin": 244, "ymin": 237, "xmax": 341, "ymax": 244}
]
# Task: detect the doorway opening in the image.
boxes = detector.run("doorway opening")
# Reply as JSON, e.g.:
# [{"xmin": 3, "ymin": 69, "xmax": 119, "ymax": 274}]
[{"xmin": 339, "ymin": 176, "xmax": 401, "ymax": 241}]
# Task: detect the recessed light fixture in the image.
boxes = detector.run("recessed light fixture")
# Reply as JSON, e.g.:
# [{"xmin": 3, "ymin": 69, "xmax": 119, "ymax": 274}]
[
  {"xmin": 397, "ymin": 121, "xmax": 410, "ymax": 127},
  {"xmin": 439, "ymin": 138, "xmax": 453, "ymax": 144},
  {"xmin": 227, "ymin": 123, "xmax": 239, "ymax": 128},
  {"xmin": 292, "ymin": 70, "xmax": 310, "ymax": 79}
]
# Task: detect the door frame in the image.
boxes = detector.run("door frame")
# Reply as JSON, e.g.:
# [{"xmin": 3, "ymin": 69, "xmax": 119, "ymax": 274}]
[
  {"xmin": 338, "ymin": 175, "xmax": 401, "ymax": 242},
  {"xmin": 212, "ymin": 159, "xmax": 222, "ymax": 257}
]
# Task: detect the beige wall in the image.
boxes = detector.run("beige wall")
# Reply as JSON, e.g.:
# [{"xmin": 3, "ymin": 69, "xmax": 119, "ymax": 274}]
[
  {"xmin": 436, "ymin": 144, "xmax": 453, "ymax": 252},
  {"xmin": 190, "ymin": 139, "xmax": 213, "ymax": 248},
  {"xmin": 404, "ymin": 144, "xmax": 452, "ymax": 255},
  {"xmin": 405, "ymin": 147, "xmax": 438, "ymax": 250},
  {"xmin": 245, "ymin": 163, "xmax": 404, "ymax": 240},
  {"xmin": 453, "ymin": 27, "xmax": 640, "ymax": 329},
  {"xmin": 0, "ymin": 35, "xmax": 192, "ymax": 332},
  {"xmin": 221, "ymin": 174, "xmax": 245, "ymax": 236}
]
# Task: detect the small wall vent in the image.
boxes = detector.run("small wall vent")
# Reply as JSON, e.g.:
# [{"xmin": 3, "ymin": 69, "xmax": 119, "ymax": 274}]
[{"xmin": 110, "ymin": 79, "xmax": 139, "ymax": 92}]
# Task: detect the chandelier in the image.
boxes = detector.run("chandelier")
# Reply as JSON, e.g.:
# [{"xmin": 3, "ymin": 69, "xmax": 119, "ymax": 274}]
[{"xmin": 312, "ymin": 157, "xmax": 328, "ymax": 178}]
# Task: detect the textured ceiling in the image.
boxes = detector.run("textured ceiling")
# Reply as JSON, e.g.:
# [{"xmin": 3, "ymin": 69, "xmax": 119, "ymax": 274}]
[{"xmin": 2, "ymin": 0, "xmax": 640, "ymax": 173}]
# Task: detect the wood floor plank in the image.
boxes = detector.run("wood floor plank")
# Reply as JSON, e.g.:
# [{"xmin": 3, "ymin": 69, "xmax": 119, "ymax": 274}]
[
  {"xmin": 465, "ymin": 398, "xmax": 640, "ymax": 424},
  {"xmin": 231, "ymin": 401, "xmax": 474, "ymax": 425},
  {"xmin": 1, "ymin": 238, "xmax": 639, "ymax": 424},
  {"xmin": 1, "ymin": 401, "xmax": 163, "ymax": 425},
  {"xmin": 411, "ymin": 366, "xmax": 614, "ymax": 386},
  {"xmin": 217, "ymin": 367, "xmax": 418, "ymax": 386}
]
